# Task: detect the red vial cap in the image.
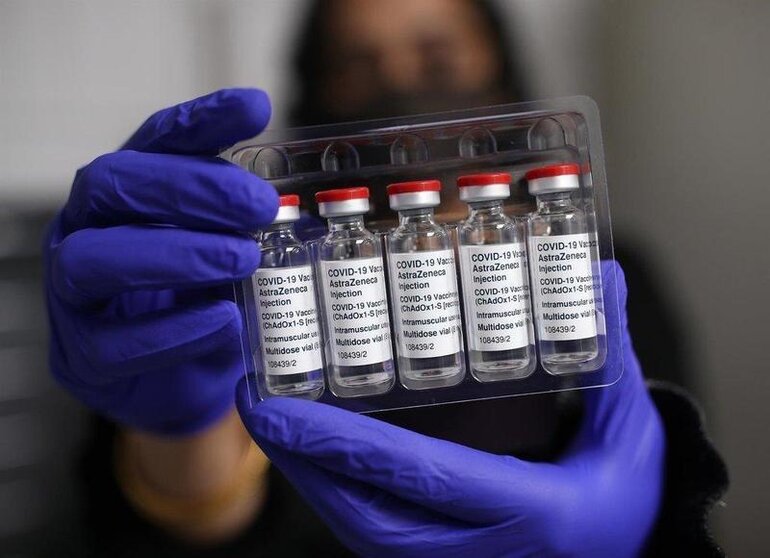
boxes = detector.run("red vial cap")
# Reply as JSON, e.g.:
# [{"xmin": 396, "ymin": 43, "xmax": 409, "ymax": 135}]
[
  {"xmin": 457, "ymin": 173, "xmax": 512, "ymax": 187},
  {"xmin": 524, "ymin": 163, "xmax": 580, "ymax": 181},
  {"xmin": 279, "ymin": 194, "xmax": 300, "ymax": 206},
  {"xmin": 314, "ymin": 187, "xmax": 370, "ymax": 203},
  {"xmin": 386, "ymin": 180, "xmax": 441, "ymax": 196}
]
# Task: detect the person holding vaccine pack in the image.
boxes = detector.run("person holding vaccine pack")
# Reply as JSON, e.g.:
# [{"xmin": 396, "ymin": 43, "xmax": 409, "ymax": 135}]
[{"xmin": 42, "ymin": 0, "xmax": 726, "ymax": 556}]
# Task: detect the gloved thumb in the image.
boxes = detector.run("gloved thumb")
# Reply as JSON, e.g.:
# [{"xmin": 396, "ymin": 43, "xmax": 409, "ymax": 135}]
[{"xmin": 235, "ymin": 379, "xmax": 558, "ymax": 525}]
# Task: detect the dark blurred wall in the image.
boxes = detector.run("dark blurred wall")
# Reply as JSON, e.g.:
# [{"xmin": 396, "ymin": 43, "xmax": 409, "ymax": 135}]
[
  {"xmin": 598, "ymin": 2, "xmax": 770, "ymax": 554},
  {"xmin": 0, "ymin": 207, "xmax": 89, "ymax": 555}
]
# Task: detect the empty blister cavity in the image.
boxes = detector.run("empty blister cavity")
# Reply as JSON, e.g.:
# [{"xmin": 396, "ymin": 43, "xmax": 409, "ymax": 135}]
[
  {"xmin": 321, "ymin": 141, "xmax": 360, "ymax": 172},
  {"xmin": 231, "ymin": 147, "xmax": 261, "ymax": 172},
  {"xmin": 528, "ymin": 118, "xmax": 567, "ymax": 151},
  {"xmin": 252, "ymin": 147, "xmax": 292, "ymax": 179},
  {"xmin": 459, "ymin": 127, "xmax": 497, "ymax": 158},
  {"xmin": 390, "ymin": 134, "xmax": 430, "ymax": 165}
]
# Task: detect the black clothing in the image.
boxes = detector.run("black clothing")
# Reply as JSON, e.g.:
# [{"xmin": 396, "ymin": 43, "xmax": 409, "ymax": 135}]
[{"xmin": 645, "ymin": 382, "xmax": 728, "ymax": 557}]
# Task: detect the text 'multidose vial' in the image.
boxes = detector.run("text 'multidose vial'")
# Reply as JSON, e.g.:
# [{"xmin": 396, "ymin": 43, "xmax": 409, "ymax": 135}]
[
  {"xmin": 526, "ymin": 164, "xmax": 601, "ymax": 373},
  {"xmin": 254, "ymin": 195, "xmax": 324, "ymax": 399},
  {"xmin": 386, "ymin": 180, "xmax": 465, "ymax": 390},
  {"xmin": 315, "ymin": 187, "xmax": 396, "ymax": 397},
  {"xmin": 457, "ymin": 173, "xmax": 536, "ymax": 381}
]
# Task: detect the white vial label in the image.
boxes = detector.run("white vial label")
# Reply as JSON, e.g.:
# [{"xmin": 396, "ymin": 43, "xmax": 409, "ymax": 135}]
[
  {"xmin": 254, "ymin": 266, "xmax": 323, "ymax": 375},
  {"xmin": 459, "ymin": 243, "xmax": 530, "ymax": 351},
  {"xmin": 320, "ymin": 257, "xmax": 393, "ymax": 367},
  {"xmin": 389, "ymin": 249, "xmax": 462, "ymax": 358},
  {"xmin": 530, "ymin": 233, "xmax": 597, "ymax": 341}
]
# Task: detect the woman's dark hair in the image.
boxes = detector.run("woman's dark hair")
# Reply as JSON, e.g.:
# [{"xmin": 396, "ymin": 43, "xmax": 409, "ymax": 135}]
[{"xmin": 289, "ymin": 0, "xmax": 530, "ymax": 126}]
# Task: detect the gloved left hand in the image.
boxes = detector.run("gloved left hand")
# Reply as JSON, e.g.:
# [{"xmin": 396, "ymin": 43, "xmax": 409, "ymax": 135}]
[
  {"xmin": 44, "ymin": 88, "xmax": 278, "ymax": 435},
  {"xmin": 237, "ymin": 262, "xmax": 666, "ymax": 557}
]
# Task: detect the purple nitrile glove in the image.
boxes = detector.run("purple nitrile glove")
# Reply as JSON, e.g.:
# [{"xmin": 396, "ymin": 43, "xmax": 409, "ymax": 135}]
[
  {"xmin": 44, "ymin": 88, "xmax": 278, "ymax": 435},
  {"xmin": 238, "ymin": 261, "xmax": 665, "ymax": 557}
]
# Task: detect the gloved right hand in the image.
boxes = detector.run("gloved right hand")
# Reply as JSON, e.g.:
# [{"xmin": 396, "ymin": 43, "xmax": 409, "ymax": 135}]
[
  {"xmin": 44, "ymin": 88, "xmax": 278, "ymax": 436},
  {"xmin": 237, "ymin": 262, "xmax": 665, "ymax": 558}
]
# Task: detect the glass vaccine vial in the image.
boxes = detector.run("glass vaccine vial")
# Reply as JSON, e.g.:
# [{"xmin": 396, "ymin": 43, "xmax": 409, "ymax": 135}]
[
  {"xmin": 526, "ymin": 163, "xmax": 600, "ymax": 373},
  {"xmin": 315, "ymin": 187, "xmax": 395, "ymax": 397},
  {"xmin": 456, "ymin": 173, "xmax": 536, "ymax": 381},
  {"xmin": 386, "ymin": 180, "xmax": 465, "ymax": 390},
  {"xmin": 254, "ymin": 195, "xmax": 324, "ymax": 399}
]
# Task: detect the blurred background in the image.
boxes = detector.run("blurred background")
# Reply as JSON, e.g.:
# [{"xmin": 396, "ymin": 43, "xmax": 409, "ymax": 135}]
[{"xmin": 0, "ymin": 0, "xmax": 768, "ymax": 555}]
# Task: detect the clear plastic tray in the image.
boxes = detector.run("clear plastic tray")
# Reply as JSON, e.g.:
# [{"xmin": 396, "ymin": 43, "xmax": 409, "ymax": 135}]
[{"xmin": 223, "ymin": 96, "xmax": 623, "ymax": 412}]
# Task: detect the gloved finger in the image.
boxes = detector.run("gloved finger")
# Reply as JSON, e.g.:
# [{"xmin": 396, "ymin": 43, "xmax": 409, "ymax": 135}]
[
  {"xmin": 256, "ymin": 436, "xmax": 485, "ymax": 558},
  {"xmin": 50, "ymin": 225, "xmax": 259, "ymax": 307},
  {"xmin": 61, "ymin": 299, "xmax": 242, "ymax": 384},
  {"xmin": 63, "ymin": 151, "xmax": 278, "ymax": 233},
  {"xmin": 600, "ymin": 260, "xmax": 628, "ymax": 332},
  {"xmin": 122, "ymin": 88, "xmax": 271, "ymax": 155},
  {"xmin": 237, "ymin": 392, "xmax": 557, "ymax": 524},
  {"xmin": 566, "ymin": 261, "xmax": 657, "ymax": 451},
  {"xmin": 589, "ymin": 260, "xmax": 644, "ymax": 398}
]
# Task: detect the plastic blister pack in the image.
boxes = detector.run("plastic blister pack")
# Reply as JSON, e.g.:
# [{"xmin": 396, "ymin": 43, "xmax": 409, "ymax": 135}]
[{"xmin": 224, "ymin": 96, "xmax": 623, "ymax": 412}]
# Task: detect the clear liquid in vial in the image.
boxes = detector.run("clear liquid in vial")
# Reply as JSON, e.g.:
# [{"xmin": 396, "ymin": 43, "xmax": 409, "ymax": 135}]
[
  {"xmin": 526, "ymin": 165, "xmax": 602, "ymax": 374},
  {"xmin": 315, "ymin": 188, "xmax": 396, "ymax": 398},
  {"xmin": 458, "ymin": 197, "xmax": 536, "ymax": 382},
  {"xmin": 386, "ymin": 183, "xmax": 465, "ymax": 390}
]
